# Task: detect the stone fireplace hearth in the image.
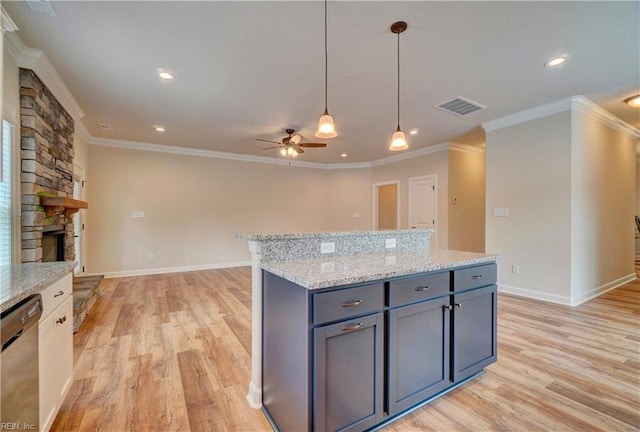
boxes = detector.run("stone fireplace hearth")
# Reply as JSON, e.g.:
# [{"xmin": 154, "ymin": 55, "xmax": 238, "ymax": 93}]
[{"xmin": 19, "ymin": 68, "xmax": 76, "ymax": 263}]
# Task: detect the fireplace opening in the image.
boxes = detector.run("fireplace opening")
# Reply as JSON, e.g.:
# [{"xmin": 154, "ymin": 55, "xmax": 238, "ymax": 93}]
[{"xmin": 42, "ymin": 225, "xmax": 65, "ymax": 262}]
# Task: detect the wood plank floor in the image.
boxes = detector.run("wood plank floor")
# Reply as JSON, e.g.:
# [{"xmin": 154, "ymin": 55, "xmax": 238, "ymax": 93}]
[{"xmin": 52, "ymin": 267, "xmax": 640, "ymax": 431}]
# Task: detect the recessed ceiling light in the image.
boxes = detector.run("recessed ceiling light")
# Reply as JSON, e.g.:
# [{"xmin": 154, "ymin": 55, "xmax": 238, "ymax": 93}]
[
  {"xmin": 341, "ymin": 153, "xmax": 347, "ymax": 158},
  {"xmin": 157, "ymin": 69, "xmax": 175, "ymax": 80},
  {"xmin": 544, "ymin": 56, "xmax": 566, "ymax": 67},
  {"xmin": 624, "ymin": 94, "xmax": 640, "ymax": 108},
  {"xmin": 154, "ymin": 125, "xmax": 166, "ymax": 132},
  {"xmin": 409, "ymin": 129, "xmax": 419, "ymax": 135}
]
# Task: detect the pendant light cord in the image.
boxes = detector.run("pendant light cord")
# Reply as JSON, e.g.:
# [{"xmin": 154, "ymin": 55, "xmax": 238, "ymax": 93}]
[
  {"xmin": 397, "ymin": 30, "xmax": 400, "ymax": 130},
  {"xmin": 324, "ymin": 0, "xmax": 328, "ymax": 112}
]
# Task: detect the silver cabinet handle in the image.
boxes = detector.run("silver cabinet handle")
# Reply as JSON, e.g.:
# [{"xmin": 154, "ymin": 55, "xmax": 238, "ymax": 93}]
[
  {"xmin": 415, "ymin": 286, "xmax": 430, "ymax": 292},
  {"xmin": 341, "ymin": 322, "xmax": 364, "ymax": 331},
  {"xmin": 455, "ymin": 302, "xmax": 462, "ymax": 308},
  {"xmin": 471, "ymin": 275, "xmax": 483, "ymax": 280},
  {"xmin": 443, "ymin": 305, "xmax": 452, "ymax": 311},
  {"xmin": 54, "ymin": 290, "xmax": 65, "ymax": 297},
  {"xmin": 341, "ymin": 299, "xmax": 363, "ymax": 308}
]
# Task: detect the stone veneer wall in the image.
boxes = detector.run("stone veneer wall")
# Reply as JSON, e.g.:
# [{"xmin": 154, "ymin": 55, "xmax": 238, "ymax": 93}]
[{"xmin": 19, "ymin": 68, "xmax": 76, "ymax": 263}]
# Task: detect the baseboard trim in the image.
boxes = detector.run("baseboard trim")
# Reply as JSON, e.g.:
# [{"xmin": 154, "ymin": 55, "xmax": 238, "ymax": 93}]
[
  {"xmin": 498, "ymin": 284, "xmax": 572, "ymax": 305},
  {"xmin": 570, "ymin": 273, "xmax": 637, "ymax": 306},
  {"xmin": 88, "ymin": 261, "xmax": 251, "ymax": 279},
  {"xmin": 498, "ymin": 272, "xmax": 638, "ymax": 307}
]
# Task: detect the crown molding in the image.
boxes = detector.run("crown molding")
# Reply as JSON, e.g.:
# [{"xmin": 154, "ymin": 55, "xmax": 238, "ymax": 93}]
[
  {"xmin": 482, "ymin": 97, "xmax": 572, "ymax": 132},
  {"xmin": 1, "ymin": 7, "xmax": 18, "ymax": 33},
  {"xmin": 449, "ymin": 142, "xmax": 486, "ymax": 156},
  {"xmin": 571, "ymin": 95, "xmax": 640, "ymax": 139},
  {"xmin": 89, "ymin": 137, "xmax": 350, "ymax": 169},
  {"xmin": 371, "ymin": 142, "xmax": 451, "ymax": 167},
  {"xmin": 4, "ymin": 32, "xmax": 85, "ymax": 121},
  {"xmin": 74, "ymin": 120, "xmax": 92, "ymax": 144}
]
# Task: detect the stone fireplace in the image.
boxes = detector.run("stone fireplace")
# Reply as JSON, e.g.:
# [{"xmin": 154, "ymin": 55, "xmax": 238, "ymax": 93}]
[{"xmin": 19, "ymin": 68, "xmax": 76, "ymax": 263}]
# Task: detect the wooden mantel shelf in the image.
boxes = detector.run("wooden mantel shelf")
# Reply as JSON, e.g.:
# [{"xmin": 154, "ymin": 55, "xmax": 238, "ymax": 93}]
[{"xmin": 40, "ymin": 197, "xmax": 88, "ymax": 218}]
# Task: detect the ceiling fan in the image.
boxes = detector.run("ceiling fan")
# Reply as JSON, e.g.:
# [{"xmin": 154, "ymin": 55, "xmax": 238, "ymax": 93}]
[{"xmin": 257, "ymin": 128, "xmax": 327, "ymax": 157}]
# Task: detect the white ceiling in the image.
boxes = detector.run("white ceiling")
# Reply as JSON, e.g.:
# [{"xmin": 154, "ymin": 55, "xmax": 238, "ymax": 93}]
[{"xmin": 4, "ymin": 1, "xmax": 639, "ymax": 164}]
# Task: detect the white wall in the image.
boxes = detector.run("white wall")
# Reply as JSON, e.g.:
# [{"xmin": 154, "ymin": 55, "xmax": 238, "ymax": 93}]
[
  {"xmin": 372, "ymin": 150, "xmax": 449, "ymax": 247},
  {"xmin": 486, "ymin": 111, "xmax": 573, "ymax": 303},
  {"xmin": 570, "ymin": 109, "xmax": 636, "ymax": 303},
  {"xmin": 87, "ymin": 145, "xmax": 338, "ymax": 275},
  {"xmin": 325, "ymin": 168, "xmax": 372, "ymax": 231}
]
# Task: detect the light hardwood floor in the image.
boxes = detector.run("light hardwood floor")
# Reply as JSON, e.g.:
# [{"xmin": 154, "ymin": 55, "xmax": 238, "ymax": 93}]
[{"xmin": 52, "ymin": 267, "xmax": 640, "ymax": 431}]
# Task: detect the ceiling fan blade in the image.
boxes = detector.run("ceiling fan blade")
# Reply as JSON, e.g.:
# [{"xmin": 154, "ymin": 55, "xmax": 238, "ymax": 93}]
[
  {"xmin": 299, "ymin": 143, "xmax": 327, "ymax": 147},
  {"xmin": 289, "ymin": 134, "xmax": 303, "ymax": 145},
  {"xmin": 262, "ymin": 146, "xmax": 282, "ymax": 150},
  {"xmin": 256, "ymin": 138, "xmax": 280, "ymax": 144},
  {"xmin": 293, "ymin": 147, "xmax": 304, "ymax": 154}
]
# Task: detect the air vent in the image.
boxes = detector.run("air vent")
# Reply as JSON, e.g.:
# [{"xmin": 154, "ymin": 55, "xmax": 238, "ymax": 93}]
[
  {"xmin": 27, "ymin": 0, "xmax": 57, "ymax": 17},
  {"xmin": 435, "ymin": 97, "xmax": 486, "ymax": 116}
]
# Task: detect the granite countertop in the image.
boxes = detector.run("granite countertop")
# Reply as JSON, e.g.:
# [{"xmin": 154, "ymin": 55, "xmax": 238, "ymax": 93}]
[
  {"xmin": 1, "ymin": 261, "xmax": 76, "ymax": 313},
  {"xmin": 237, "ymin": 229, "xmax": 433, "ymax": 241},
  {"xmin": 261, "ymin": 248, "xmax": 499, "ymax": 290}
]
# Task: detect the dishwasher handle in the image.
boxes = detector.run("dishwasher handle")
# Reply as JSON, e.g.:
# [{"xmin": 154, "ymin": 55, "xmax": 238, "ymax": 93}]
[{"xmin": 1, "ymin": 328, "xmax": 24, "ymax": 352}]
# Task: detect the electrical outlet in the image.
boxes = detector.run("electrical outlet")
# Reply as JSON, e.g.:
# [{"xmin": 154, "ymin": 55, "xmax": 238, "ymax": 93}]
[
  {"xmin": 385, "ymin": 238, "xmax": 397, "ymax": 249},
  {"xmin": 385, "ymin": 255, "xmax": 397, "ymax": 265},
  {"xmin": 131, "ymin": 211, "xmax": 145, "ymax": 218},
  {"xmin": 148, "ymin": 253, "xmax": 155, "ymax": 260},
  {"xmin": 512, "ymin": 265, "xmax": 520, "ymax": 275},
  {"xmin": 320, "ymin": 242, "xmax": 335, "ymax": 254},
  {"xmin": 493, "ymin": 208, "xmax": 509, "ymax": 217}
]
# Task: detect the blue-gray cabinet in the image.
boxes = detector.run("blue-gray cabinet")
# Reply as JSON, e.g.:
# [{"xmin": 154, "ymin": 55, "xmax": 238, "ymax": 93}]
[{"xmin": 262, "ymin": 262, "xmax": 497, "ymax": 432}]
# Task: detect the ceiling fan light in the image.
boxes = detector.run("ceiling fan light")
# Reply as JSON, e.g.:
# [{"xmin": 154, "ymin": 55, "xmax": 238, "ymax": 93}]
[
  {"xmin": 624, "ymin": 94, "xmax": 640, "ymax": 108},
  {"xmin": 389, "ymin": 129, "xmax": 408, "ymax": 151},
  {"xmin": 315, "ymin": 112, "xmax": 337, "ymax": 139},
  {"xmin": 280, "ymin": 148, "xmax": 287, "ymax": 156}
]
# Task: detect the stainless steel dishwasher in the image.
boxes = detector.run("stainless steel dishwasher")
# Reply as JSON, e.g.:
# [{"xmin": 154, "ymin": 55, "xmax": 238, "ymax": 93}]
[{"xmin": 1, "ymin": 294, "xmax": 43, "ymax": 430}]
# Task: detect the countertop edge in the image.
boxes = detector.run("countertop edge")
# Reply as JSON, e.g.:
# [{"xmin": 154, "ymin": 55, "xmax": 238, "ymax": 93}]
[
  {"xmin": 262, "ymin": 253, "xmax": 499, "ymax": 290},
  {"xmin": 1, "ymin": 262, "xmax": 76, "ymax": 313},
  {"xmin": 236, "ymin": 229, "xmax": 434, "ymax": 241}
]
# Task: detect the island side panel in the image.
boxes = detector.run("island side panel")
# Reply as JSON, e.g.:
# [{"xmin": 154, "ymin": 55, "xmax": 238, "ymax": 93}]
[{"xmin": 263, "ymin": 271, "xmax": 312, "ymax": 431}]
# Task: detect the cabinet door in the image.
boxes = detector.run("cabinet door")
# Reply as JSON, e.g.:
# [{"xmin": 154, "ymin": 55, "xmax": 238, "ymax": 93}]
[
  {"xmin": 452, "ymin": 285, "xmax": 497, "ymax": 382},
  {"xmin": 39, "ymin": 311, "xmax": 57, "ymax": 432},
  {"xmin": 314, "ymin": 313, "xmax": 383, "ymax": 432},
  {"xmin": 55, "ymin": 296, "xmax": 74, "ymax": 400},
  {"xmin": 387, "ymin": 297, "xmax": 451, "ymax": 415}
]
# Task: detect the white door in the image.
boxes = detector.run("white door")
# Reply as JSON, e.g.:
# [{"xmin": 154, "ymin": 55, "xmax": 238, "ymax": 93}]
[{"xmin": 408, "ymin": 175, "xmax": 437, "ymax": 245}]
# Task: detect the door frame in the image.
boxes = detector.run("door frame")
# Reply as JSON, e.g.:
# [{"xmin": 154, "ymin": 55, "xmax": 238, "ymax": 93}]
[
  {"xmin": 73, "ymin": 163, "xmax": 86, "ymax": 274},
  {"xmin": 408, "ymin": 174, "xmax": 438, "ymax": 245},
  {"xmin": 372, "ymin": 180, "xmax": 400, "ymax": 230}
]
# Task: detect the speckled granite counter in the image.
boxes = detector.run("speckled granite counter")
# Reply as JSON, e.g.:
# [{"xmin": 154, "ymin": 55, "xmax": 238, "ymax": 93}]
[
  {"xmin": 0, "ymin": 261, "xmax": 75, "ymax": 313},
  {"xmin": 261, "ymin": 248, "xmax": 498, "ymax": 290}
]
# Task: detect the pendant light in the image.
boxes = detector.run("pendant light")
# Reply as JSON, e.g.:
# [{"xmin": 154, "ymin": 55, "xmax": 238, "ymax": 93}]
[
  {"xmin": 389, "ymin": 21, "xmax": 408, "ymax": 151},
  {"xmin": 315, "ymin": 0, "xmax": 337, "ymax": 139}
]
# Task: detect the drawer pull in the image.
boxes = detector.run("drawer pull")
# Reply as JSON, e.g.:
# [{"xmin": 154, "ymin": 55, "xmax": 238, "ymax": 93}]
[
  {"xmin": 54, "ymin": 290, "xmax": 65, "ymax": 297},
  {"xmin": 455, "ymin": 302, "xmax": 462, "ymax": 308},
  {"xmin": 471, "ymin": 275, "xmax": 483, "ymax": 280},
  {"xmin": 414, "ymin": 286, "xmax": 430, "ymax": 292},
  {"xmin": 443, "ymin": 305, "xmax": 452, "ymax": 311},
  {"xmin": 341, "ymin": 322, "xmax": 363, "ymax": 331},
  {"xmin": 56, "ymin": 315, "xmax": 67, "ymax": 324},
  {"xmin": 341, "ymin": 299, "xmax": 363, "ymax": 308}
]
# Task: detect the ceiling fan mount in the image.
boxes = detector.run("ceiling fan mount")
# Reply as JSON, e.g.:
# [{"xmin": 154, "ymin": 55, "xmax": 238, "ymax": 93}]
[{"xmin": 256, "ymin": 128, "xmax": 327, "ymax": 156}]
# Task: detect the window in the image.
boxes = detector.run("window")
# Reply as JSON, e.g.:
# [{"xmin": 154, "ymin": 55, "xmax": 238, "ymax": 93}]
[{"xmin": 1, "ymin": 119, "xmax": 13, "ymax": 276}]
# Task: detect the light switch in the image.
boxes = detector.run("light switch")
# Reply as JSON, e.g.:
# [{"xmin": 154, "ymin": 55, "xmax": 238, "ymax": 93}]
[
  {"xmin": 320, "ymin": 242, "xmax": 335, "ymax": 254},
  {"xmin": 385, "ymin": 238, "xmax": 397, "ymax": 249},
  {"xmin": 492, "ymin": 208, "xmax": 509, "ymax": 217},
  {"xmin": 131, "ymin": 211, "xmax": 145, "ymax": 218}
]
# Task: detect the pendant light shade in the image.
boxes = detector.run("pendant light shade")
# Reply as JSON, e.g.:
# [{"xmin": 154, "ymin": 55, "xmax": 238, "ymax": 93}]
[
  {"xmin": 316, "ymin": 0, "xmax": 338, "ymax": 139},
  {"xmin": 389, "ymin": 21, "xmax": 408, "ymax": 152}
]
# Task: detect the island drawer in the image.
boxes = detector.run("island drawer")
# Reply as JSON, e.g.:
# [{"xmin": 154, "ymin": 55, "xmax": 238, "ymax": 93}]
[
  {"xmin": 313, "ymin": 283, "xmax": 384, "ymax": 325},
  {"xmin": 453, "ymin": 263, "xmax": 497, "ymax": 292},
  {"xmin": 387, "ymin": 271, "xmax": 450, "ymax": 307}
]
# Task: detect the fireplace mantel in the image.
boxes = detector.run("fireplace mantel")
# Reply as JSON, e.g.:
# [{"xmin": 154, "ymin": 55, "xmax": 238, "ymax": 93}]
[{"xmin": 40, "ymin": 196, "xmax": 88, "ymax": 218}]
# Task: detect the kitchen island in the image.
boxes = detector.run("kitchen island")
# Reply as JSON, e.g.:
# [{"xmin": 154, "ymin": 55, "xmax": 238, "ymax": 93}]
[{"xmin": 238, "ymin": 230, "xmax": 499, "ymax": 432}]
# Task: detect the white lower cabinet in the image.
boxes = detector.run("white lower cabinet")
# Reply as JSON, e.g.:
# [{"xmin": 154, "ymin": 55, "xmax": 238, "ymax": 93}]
[{"xmin": 39, "ymin": 273, "xmax": 74, "ymax": 432}]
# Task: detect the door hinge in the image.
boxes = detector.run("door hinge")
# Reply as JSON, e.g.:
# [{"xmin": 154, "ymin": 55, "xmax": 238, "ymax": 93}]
[
  {"xmin": 82, "ymin": 223, "xmax": 85, "ymax": 230},
  {"xmin": 432, "ymin": 185, "xmax": 435, "ymax": 191},
  {"xmin": 82, "ymin": 266, "xmax": 85, "ymax": 272}
]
